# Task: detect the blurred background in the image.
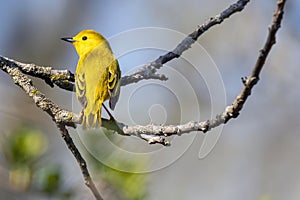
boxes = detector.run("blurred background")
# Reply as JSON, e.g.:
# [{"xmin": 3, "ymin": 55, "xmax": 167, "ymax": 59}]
[{"xmin": 0, "ymin": 0, "xmax": 299, "ymax": 199}]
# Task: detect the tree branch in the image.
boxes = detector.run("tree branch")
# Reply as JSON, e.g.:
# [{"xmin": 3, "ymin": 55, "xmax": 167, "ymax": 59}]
[
  {"xmin": 0, "ymin": 60, "xmax": 75, "ymax": 126},
  {"xmin": 0, "ymin": 56, "xmax": 75, "ymax": 91},
  {"xmin": 120, "ymin": 0, "xmax": 250, "ymax": 86},
  {"xmin": 0, "ymin": 60, "xmax": 102, "ymax": 199},
  {"xmin": 56, "ymin": 124, "xmax": 103, "ymax": 200}
]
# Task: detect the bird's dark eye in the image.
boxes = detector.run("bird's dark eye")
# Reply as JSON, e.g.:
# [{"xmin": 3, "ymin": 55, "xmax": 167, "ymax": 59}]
[{"xmin": 82, "ymin": 36, "xmax": 87, "ymax": 41}]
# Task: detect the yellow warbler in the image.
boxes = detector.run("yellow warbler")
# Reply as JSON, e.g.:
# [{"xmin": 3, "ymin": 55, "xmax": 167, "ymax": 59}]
[{"xmin": 62, "ymin": 30, "xmax": 121, "ymax": 129}]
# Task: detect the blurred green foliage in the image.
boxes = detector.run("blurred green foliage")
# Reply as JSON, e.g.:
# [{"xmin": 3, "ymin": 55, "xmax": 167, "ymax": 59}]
[
  {"xmin": 3, "ymin": 126, "xmax": 47, "ymax": 166},
  {"xmin": 101, "ymin": 161, "xmax": 147, "ymax": 200},
  {"xmin": 33, "ymin": 166, "xmax": 73, "ymax": 199},
  {"xmin": 1, "ymin": 126, "xmax": 148, "ymax": 199},
  {"xmin": 1, "ymin": 126, "xmax": 73, "ymax": 199},
  {"xmin": 257, "ymin": 194, "xmax": 272, "ymax": 200},
  {"xmin": 83, "ymin": 130, "xmax": 148, "ymax": 200}
]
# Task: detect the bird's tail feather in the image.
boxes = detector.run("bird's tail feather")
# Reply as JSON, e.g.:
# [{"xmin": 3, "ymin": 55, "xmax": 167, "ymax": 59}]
[{"xmin": 82, "ymin": 107, "xmax": 102, "ymax": 129}]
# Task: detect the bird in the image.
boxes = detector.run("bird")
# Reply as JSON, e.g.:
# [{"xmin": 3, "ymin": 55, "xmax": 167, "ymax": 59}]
[{"xmin": 61, "ymin": 29, "xmax": 121, "ymax": 129}]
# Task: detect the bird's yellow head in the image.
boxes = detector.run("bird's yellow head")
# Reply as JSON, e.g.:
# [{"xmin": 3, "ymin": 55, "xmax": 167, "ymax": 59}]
[{"xmin": 61, "ymin": 29, "xmax": 108, "ymax": 57}]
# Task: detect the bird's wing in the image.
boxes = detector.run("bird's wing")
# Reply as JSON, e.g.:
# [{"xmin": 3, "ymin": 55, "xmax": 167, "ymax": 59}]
[
  {"xmin": 75, "ymin": 70, "xmax": 87, "ymax": 107},
  {"xmin": 108, "ymin": 60, "xmax": 121, "ymax": 110}
]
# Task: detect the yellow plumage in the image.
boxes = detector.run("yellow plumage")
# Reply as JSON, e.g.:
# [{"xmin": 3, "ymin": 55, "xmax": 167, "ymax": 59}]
[{"xmin": 62, "ymin": 30, "xmax": 121, "ymax": 128}]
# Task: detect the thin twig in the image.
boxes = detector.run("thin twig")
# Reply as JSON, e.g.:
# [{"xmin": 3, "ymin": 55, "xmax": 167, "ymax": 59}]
[
  {"xmin": 120, "ymin": 0, "xmax": 250, "ymax": 86},
  {"xmin": 218, "ymin": 0, "xmax": 286, "ymax": 122},
  {"xmin": 56, "ymin": 124, "xmax": 103, "ymax": 200}
]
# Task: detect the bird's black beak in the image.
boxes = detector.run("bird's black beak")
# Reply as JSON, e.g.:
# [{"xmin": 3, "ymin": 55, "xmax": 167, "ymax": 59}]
[{"xmin": 61, "ymin": 37, "xmax": 76, "ymax": 43}]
